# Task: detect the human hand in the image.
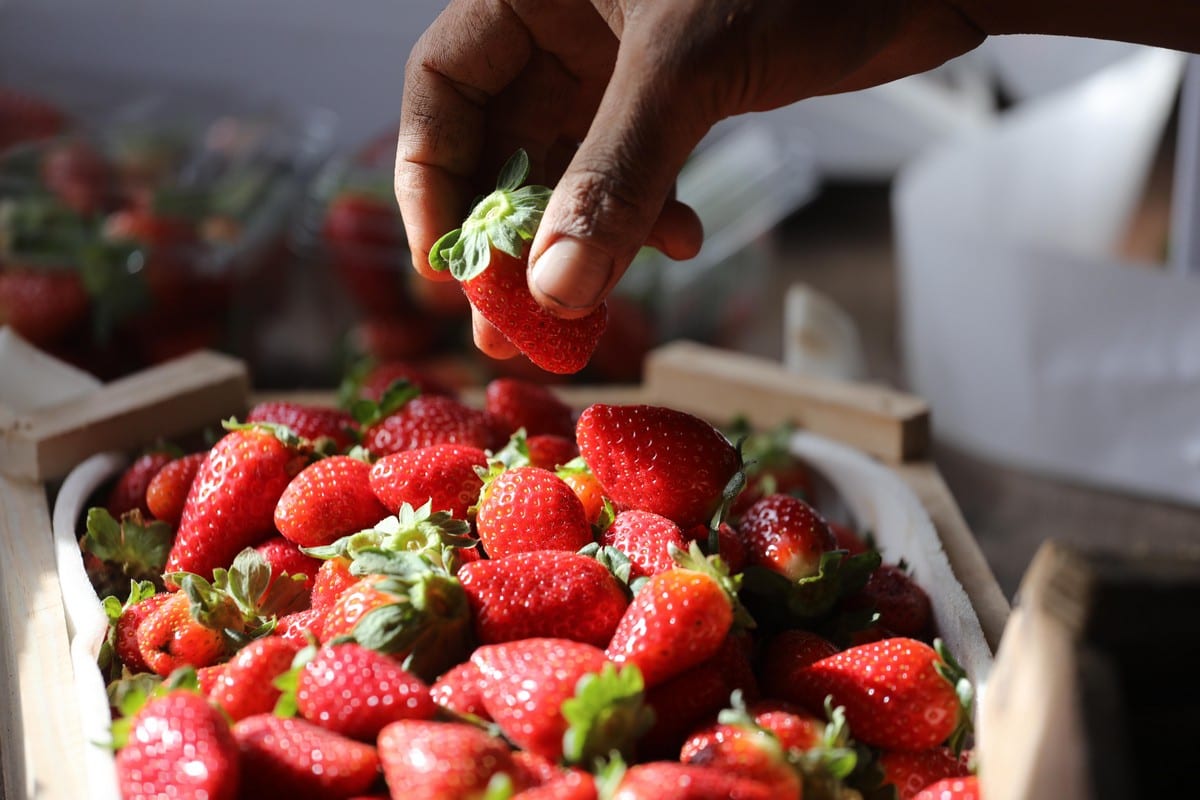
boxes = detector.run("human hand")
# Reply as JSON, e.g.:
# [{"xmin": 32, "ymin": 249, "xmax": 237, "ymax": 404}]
[{"xmin": 396, "ymin": 0, "xmax": 987, "ymax": 357}]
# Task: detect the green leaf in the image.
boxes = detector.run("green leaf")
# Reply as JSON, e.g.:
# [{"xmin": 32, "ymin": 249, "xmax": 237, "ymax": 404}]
[
  {"xmin": 453, "ymin": 230, "xmax": 492, "ymax": 282},
  {"xmin": 428, "ymin": 227, "xmax": 461, "ymax": 272},
  {"xmin": 560, "ymin": 664, "xmax": 653, "ymax": 766},
  {"xmin": 495, "ymin": 149, "xmax": 530, "ymax": 192},
  {"xmin": 487, "ymin": 217, "xmax": 523, "ymax": 259},
  {"xmin": 82, "ymin": 508, "xmax": 172, "ymax": 582}
]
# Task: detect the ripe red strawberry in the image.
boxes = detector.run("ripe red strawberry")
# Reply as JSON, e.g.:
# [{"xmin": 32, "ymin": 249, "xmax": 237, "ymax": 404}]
[
  {"xmin": 429, "ymin": 660, "xmax": 491, "ymax": 719},
  {"xmin": 145, "ymin": 451, "xmax": 206, "ymax": 526},
  {"xmin": 790, "ymin": 638, "xmax": 972, "ymax": 752},
  {"xmin": 746, "ymin": 701, "xmax": 827, "ymax": 752},
  {"xmin": 135, "ymin": 592, "xmax": 228, "ymax": 676},
  {"xmin": 109, "ymin": 588, "xmax": 172, "ymax": 675},
  {"xmin": 247, "ymin": 400, "xmax": 357, "ymax": 451},
  {"xmin": 915, "ymin": 776, "xmax": 981, "ymax": 800},
  {"xmin": 728, "ymin": 422, "xmax": 815, "ymax": 519},
  {"xmin": 233, "ymin": 714, "xmax": 380, "ymax": 800},
  {"xmin": 107, "ymin": 450, "xmax": 175, "ymax": 518},
  {"xmin": 475, "ymin": 466, "xmax": 593, "ymax": 558},
  {"xmin": 369, "ymin": 444, "xmax": 488, "ymax": 519},
  {"xmin": 760, "ymin": 629, "xmax": 840, "ymax": 700},
  {"xmin": 114, "ymin": 690, "xmax": 240, "ymax": 800},
  {"xmin": 830, "ymin": 521, "xmax": 870, "ymax": 555},
  {"xmin": 605, "ymin": 543, "xmax": 748, "ymax": 688},
  {"xmin": 845, "ymin": 563, "xmax": 934, "ymax": 640},
  {"xmin": 275, "ymin": 455, "xmax": 389, "ymax": 548},
  {"xmin": 601, "ymin": 510, "xmax": 687, "ymax": 579},
  {"xmin": 458, "ymin": 550, "xmax": 628, "ymax": 646},
  {"xmin": 277, "ymin": 607, "xmax": 325, "ymax": 648},
  {"xmin": 197, "ymin": 664, "xmax": 226, "ymax": 696},
  {"xmin": 165, "ymin": 425, "xmax": 309, "ymax": 580},
  {"xmin": 294, "ymin": 641, "xmax": 436, "ymax": 740},
  {"xmin": 513, "ymin": 762, "xmax": 597, "ymax": 800},
  {"xmin": 255, "ymin": 535, "xmax": 322, "ymax": 593},
  {"xmin": 364, "ymin": 394, "xmax": 501, "ymax": 455},
  {"xmin": 527, "ymin": 434, "xmax": 579, "ymax": 470},
  {"xmin": 610, "ymin": 762, "xmax": 776, "ymax": 800},
  {"xmin": 737, "ymin": 494, "xmax": 836, "ymax": 580},
  {"xmin": 428, "ymin": 150, "xmax": 607, "ymax": 375},
  {"xmin": 208, "ymin": 636, "xmax": 300, "ymax": 721},
  {"xmin": 880, "ymin": 748, "xmax": 973, "ymax": 800},
  {"xmin": 0, "ymin": 267, "xmax": 90, "ymax": 346},
  {"xmin": 377, "ymin": 719, "xmax": 517, "ymax": 800},
  {"xmin": 678, "ymin": 712, "xmax": 802, "ymax": 798},
  {"xmin": 310, "ymin": 555, "xmax": 357, "ymax": 619},
  {"xmin": 472, "ymin": 638, "xmax": 650, "ymax": 762},
  {"xmin": 485, "ymin": 378, "xmax": 575, "ymax": 438},
  {"xmin": 576, "ymin": 404, "xmax": 740, "ymax": 528}
]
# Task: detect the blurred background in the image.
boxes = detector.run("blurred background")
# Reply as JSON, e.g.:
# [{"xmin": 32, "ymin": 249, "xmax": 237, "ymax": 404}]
[{"xmin": 2, "ymin": 1, "xmax": 1198, "ymax": 593}]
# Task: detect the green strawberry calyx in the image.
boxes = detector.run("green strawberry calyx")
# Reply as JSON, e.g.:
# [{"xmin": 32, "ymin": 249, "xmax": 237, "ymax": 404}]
[
  {"xmin": 933, "ymin": 638, "xmax": 975, "ymax": 755},
  {"xmin": 669, "ymin": 540, "xmax": 756, "ymax": 631},
  {"xmin": 83, "ymin": 507, "xmax": 172, "ymax": 585},
  {"xmin": 428, "ymin": 149, "xmax": 552, "ymax": 281},
  {"xmin": 561, "ymin": 663, "xmax": 654, "ymax": 766},
  {"xmin": 271, "ymin": 642, "xmax": 319, "ymax": 718},
  {"xmin": 791, "ymin": 699, "xmax": 863, "ymax": 800},
  {"xmin": 98, "ymin": 579, "xmax": 159, "ymax": 678},
  {"xmin": 303, "ymin": 501, "xmax": 474, "ymax": 575}
]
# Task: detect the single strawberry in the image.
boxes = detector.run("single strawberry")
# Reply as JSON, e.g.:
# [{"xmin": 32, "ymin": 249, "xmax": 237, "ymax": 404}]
[
  {"xmin": 102, "ymin": 582, "xmax": 170, "ymax": 676},
  {"xmin": 746, "ymin": 701, "xmax": 827, "ymax": 753},
  {"xmin": 114, "ymin": 690, "xmax": 240, "ymax": 800},
  {"xmin": 275, "ymin": 455, "xmax": 389, "ymax": 548},
  {"xmin": 914, "ymin": 776, "xmax": 981, "ymax": 800},
  {"xmin": 737, "ymin": 494, "xmax": 836, "ymax": 581},
  {"xmin": 208, "ymin": 636, "xmax": 300, "ymax": 721},
  {"xmin": 346, "ymin": 359, "xmax": 455, "ymax": 404},
  {"xmin": 428, "ymin": 150, "xmax": 608, "ymax": 375},
  {"xmin": 458, "ymin": 550, "xmax": 628, "ymax": 646},
  {"xmin": 197, "ymin": 663, "xmax": 226, "ymax": 696},
  {"xmin": 310, "ymin": 555, "xmax": 357, "ymax": 619},
  {"xmin": 576, "ymin": 404, "xmax": 740, "ymax": 528},
  {"xmin": 513, "ymin": 764, "xmax": 597, "ymax": 800},
  {"xmin": 233, "ymin": 714, "xmax": 380, "ymax": 800},
  {"xmin": 364, "ymin": 394, "xmax": 501, "ymax": 456},
  {"xmin": 605, "ymin": 542, "xmax": 751, "ymax": 688},
  {"xmin": 277, "ymin": 607, "xmax": 325, "ymax": 648},
  {"xmin": 165, "ymin": 424, "xmax": 309, "ymax": 581},
  {"xmin": 600, "ymin": 510, "xmax": 687, "ymax": 579},
  {"xmin": 377, "ymin": 719, "xmax": 517, "ymax": 800},
  {"xmin": 0, "ymin": 266, "xmax": 90, "ymax": 346},
  {"xmin": 760, "ymin": 629, "xmax": 840, "ymax": 701},
  {"xmin": 610, "ymin": 762, "xmax": 777, "ymax": 800},
  {"xmin": 476, "ymin": 466, "xmax": 593, "ymax": 558},
  {"xmin": 791, "ymin": 638, "xmax": 973, "ymax": 753},
  {"xmin": 290, "ymin": 641, "xmax": 436, "ymax": 740},
  {"xmin": 472, "ymin": 638, "xmax": 651, "ymax": 763},
  {"xmin": 255, "ymin": 535, "xmax": 322, "ymax": 594},
  {"xmin": 678, "ymin": 705, "xmax": 802, "ymax": 798},
  {"xmin": 322, "ymin": 190, "xmax": 409, "ymax": 316},
  {"xmin": 247, "ymin": 400, "xmax": 358, "ymax": 451},
  {"xmin": 106, "ymin": 450, "xmax": 176, "ymax": 518},
  {"xmin": 557, "ymin": 459, "xmax": 607, "ymax": 526},
  {"xmin": 81, "ymin": 507, "xmax": 172, "ymax": 590},
  {"xmin": 145, "ymin": 451, "xmax": 206, "ymax": 526},
  {"xmin": 484, "ymin": 378, "xmax": 576, "ymax": 438},
  {"xmin": 844, "ymin": 563, "xmax": 934, "ymax": 640},
  {"xmin": 369, "ymin": 444, "xmax": 488, "ymax": 519},
  {"xmin": 527, "ymin": 434, "xmax": 579, "ymax": 470},
  {"xmin": 880, "ymin": 747, "xmax": 973, "ymax": 800},
  {"xmin": 135, "ymin": 591, "xmax": 228, "ymax": 676},
  {"xmin": 429, "ymin": 660, "xmax": 491, "ymax": 720}
]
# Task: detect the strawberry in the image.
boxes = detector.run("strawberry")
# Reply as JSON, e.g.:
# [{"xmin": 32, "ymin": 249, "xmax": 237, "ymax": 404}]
[
  {"xmin": 844, "ymin": 563, "xmax": 934, "ymax": 640},
  {"xmin": 727, "ymin": 421, "xmax": 814, "ymax": 519},
  {"xmin": 114, "ymin": 690, "xmax": 240, "ymax": 800},
  {"xmin": 364, "ymin": 394, "xmax": 501, "ymax": 456},
  {"xmin": 322, "ymin": 190, "xmax": 409, "ymax": 316},
  {"xmin": 471, "ymin": 638, "xmax": 650, "ymax": 763},
  {"xmin": 576, "ymin": 404, "xmax": 740, "ymax": 528},
  {"xmin": 0, "ymin": 267, "xmax": 90, "ymax": 346},
  {"xmin": 610, "ymin": 762, "xmax": 776, "ymax": 800},
  {"xmin": 233, "ymin": 714, "xmax": 380, "ymax": 800},
  {"xmin": 81, "ymin": 507, "xmax": 172, "ymax": 592},
  {"xmin": 145, "ymin": 451, "xmax": 206, "ymax": 526},
  {"xmin": 135, "ymin": 591, "xmax": 228, "ymax": 676},
  {"xmin": 106, "ymin": 450, "xmax": 175, "ymax": 518},
  {"xmin": 292, "ymin": 641, "xmax": 436, "ymax": 740},
  {"xmin": 737, "ymin": 493, "xmax": 836, "ymax": 581},
  {"xmin": 277, "ymin": 607, "xmax": 326, "ymax": 648},
  {"xmin": 348, "ymin": 359, "xmax": 455, "ymax": 403},
  {"xmin": 165, "ymin": 424, "xmax": 309, "ymax": 581},
  {"xmin": 557, "ymin": 459, "xmax": 606, "ymax": 526},
  {"xmin": 310, "ymin": 555, "xmax": 357, "ymax": 619},
  {"xmin": 684, "ymin": 522, "xmax": 747, "ymax": 575},
  {"xmin": 275, "ymin": 455, "xmax": 389, "ymax": 548},
  {"xmin": 605, "ymin": 542, "xmax": 750, "ymax": 688},
  {"xmin": 475, "ymin": 466, "xmax": 593, "ymax": 558},
  {"xmin": 914, "ymin": 776, "xmax": 981, "ymax": 800},
  {"xmin": 600, "ymin": 510, "xmax": 687, "ymax": 579},
  {"xmin": 430, "ymin": 660, "xmax": 491, "ymax": 720},
  {"xmin": 255, "ymin": 535, "xmax": 322, "ymax": 593},
  {"xmin": 527, "ymin": 434, "xmax": 579, "ymax": 470},
  {"xmin": 377, "ymin": 719, "xmax": 517, "ymax": 800},
  {"xmin": 484, "ymin": 378, "xmax": 575, "ymax": 438},
  {"xmin": 41, "ymin": 137, "xmax": 111, "ymax": 216},
  {"xmin": 745, "ymin": 701, "xmax": 827, "ymax": 753},
  {"xmin": 790, "ymin": 638, "xmax": 973, "ymax": 752},
  {"xmin": 103, "ymin": 583, "xmax": 170, "ymax": 675},
  {"xmin": 678, "ymin": 709, "xmax": 802, "ymax": 798},
  {"xmin": 880, "ymin": 748, "xmax": 972, "ymax": 800},
  {"xmin": 429, "ymin": 150, "xmax": 607, "ymax": 374},
  {"xmin": 830, "ymin": 521, "xmax": 870, "ymax": 556},
  {"xmin": 760, "ymin": 629, "xmax": 840, "ymax": 701},
  {"xmin": 458, "ymin": 550, "xmax": 628, "ymax": 646},
  {"xmin": 369, "ymin": 444, "xmax": 488, "ymax": 519},
  {"xmin": 208, "ymin": 636, "xmax": 300, "ymax": 721},
  {"xmin": 247, "ymin": 400, "xmax": 358, "ymax": 451}
]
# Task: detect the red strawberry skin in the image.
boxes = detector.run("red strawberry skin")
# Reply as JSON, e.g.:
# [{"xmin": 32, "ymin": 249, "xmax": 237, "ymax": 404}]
[
  {"xmin": 612, "ymin": 762, "xmax": 776, "ymax": 800},
  {"xmin": 846, "ymin": 564, "xmax": 934, "ymax": 640},
  {"xmin": 791, "ymin": 638, "xmax": 963, "ymax": 752},
  {"xmin": 484, "ymin": 378, "xmax": 575, "ymax": 438},
  {"xmin": 476, "ymin": 467, "xmax": 593, "ymax": 558},
  {"xmin": 601, "ymin": 510, "xmax": 687, "ymax": 579},
  {"xmin": 297, "ymin": 642, "xmax": 436, "ymax": 740},
  {"xmin": 275, "ymin": 456, "xmax": 389, "ymax": 548},
  {"xmin": 605, "ymin": 567, "xmax": 733, "ymax": 688},
  {"xmin": 915, "ymin": 776, "xmax": 981, "ymax": 800},
  {"xmin": 737, "ymin": 493, "xmax": 836, "ymax": 580},
  {"xmin": 464, "ymin": 249, "xmax": 607, "ymax": 375},
  {"xmin": 0, "ymin": 268, "xmax": 90, "ymax": 346},
  {"xmin": 760, "ymin": 629, "xmax": 840, "ymax": 701},
  {"xmin": 135, "ymin": 592, "xmax": 226, "ymax": 676},
  {"xmin": 471, "ymin": 638, "xmax": 609, "ymax": 760},
  {"xmin": 255, "ymin": 535, "xmax": 322, "ymax": 593},
  {"xmin": 145, "ymin": 451, "xmax": 206, "ymax": 527},
  {"xmin": 246, "ymin": 400, "xmax": 357, "ymax": 451},
  {"xmin": 527, "ymin": 435, "xmax": 579, "ymax": 471},
  {"xmin": 881, "ymin": 748, "xmax": 973, "ymax": 800},
  {"xmin": 458, "ymin": 550, "xmax": 628, "ymax": 646},
  {"xmin": 165, "ymin": 428, "xmax": 306, "ymax": 580},
  {"xmin": 369, "ymin": 444, "xmax": 488, "ymax": 519},
  {"xmin": 209, "ymin": 636, "xmax": 300, "ymax": 721},
  {"xmin": 107, "ymin": 451, "xmax": 175, "ymax": 518},
  {"xmin": 277, "ymin": 607, "xmax": 326, "ymax": 648},
  {"xmin": 576, "ymin": 404, "xmax": 739, "ymax": 528},
  {"xmin": 115, "ymin": 592, "xmax": 172, "ymax": 674},
  {"xmin": 364, "ymin": 395, "xmax": 501, "ymax": 456},
  {"xmin": 429, "ymin": 661, "xmax": 491, "ymax": 719},
  {"xmin": 115, "ymin": 691, "xmax": 240, "ymax": 800},
  {"xmin": 233, "ymin": 714, "xmax": 380, "ymax": 800},
  {"xmin": 678, "ymin": 721, "xmax": 802, "ymax": 799},
  {"xmin": 377, "ymin": 719, "xmax": 517, "ymax": 800}
]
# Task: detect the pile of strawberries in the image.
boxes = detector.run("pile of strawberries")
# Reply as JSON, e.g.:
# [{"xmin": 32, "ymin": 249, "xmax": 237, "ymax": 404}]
[{"xmin": 84, "ymin": 367, "xmax": 981, "ymax": 800}]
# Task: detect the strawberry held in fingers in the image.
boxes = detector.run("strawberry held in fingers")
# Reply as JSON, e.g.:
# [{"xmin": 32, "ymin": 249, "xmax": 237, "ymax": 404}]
[{"xmin": 429, "ymin": 150, "xmax": 607, "ymax": 375}]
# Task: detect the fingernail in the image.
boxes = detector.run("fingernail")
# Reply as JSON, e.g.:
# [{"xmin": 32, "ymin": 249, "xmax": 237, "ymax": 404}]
[{"xmin": 530, "ymin": 238, "xmax": 612, "ymax": 310}]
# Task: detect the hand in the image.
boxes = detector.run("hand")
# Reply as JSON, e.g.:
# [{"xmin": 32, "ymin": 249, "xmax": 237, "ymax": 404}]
[{"xmin": 396, "ymin": 0, "xmax": 988, "ymax": 357}]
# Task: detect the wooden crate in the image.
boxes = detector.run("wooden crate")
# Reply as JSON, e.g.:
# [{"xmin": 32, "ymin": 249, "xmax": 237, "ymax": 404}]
[{"xmin": 0, "ymin": 338, "xmax": 1008, "ymax": 800}]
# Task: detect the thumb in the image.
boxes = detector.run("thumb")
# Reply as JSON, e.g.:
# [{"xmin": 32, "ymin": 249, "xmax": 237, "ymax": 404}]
[{"xmin": 528, "ymin": 33, "xmax": 707, "ymax": 318}]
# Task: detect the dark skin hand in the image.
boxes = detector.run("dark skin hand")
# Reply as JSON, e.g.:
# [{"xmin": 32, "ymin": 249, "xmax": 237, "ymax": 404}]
[{"xmin": 396, "ymin": 0, "xmax": 1199, "ymax": 358}]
